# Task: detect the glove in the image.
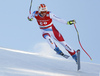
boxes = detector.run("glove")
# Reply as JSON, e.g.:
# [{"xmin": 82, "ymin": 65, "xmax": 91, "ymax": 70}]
[
  {"xmin": 67, "ymin": 20, "xmax": 76, "ymax": 25},
  {"xmin": 27, "ymin": 16, "xmax": 33, "ymax": 21}
]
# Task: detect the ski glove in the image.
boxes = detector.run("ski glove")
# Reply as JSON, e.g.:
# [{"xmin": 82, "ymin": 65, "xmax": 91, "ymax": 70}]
[
  {"xmin": 67, "ymin": 20, "xmax": 76, "ymax": 25},
  {"xmin": 28, "ymin": 17, "xmax": 33, "ymax": 21}
]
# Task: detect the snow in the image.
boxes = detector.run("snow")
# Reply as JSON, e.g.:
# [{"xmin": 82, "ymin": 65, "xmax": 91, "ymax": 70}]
[{"xmin": 0, "ymin": 47, "xmax": 100, "ymax": 76}]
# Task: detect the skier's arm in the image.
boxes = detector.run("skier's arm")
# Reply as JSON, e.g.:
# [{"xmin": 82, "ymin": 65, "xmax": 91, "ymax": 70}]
[
  {"xmin": 50, "ymin": 13, "xmax": 76, "ymax": 25},
  {"xmin": 50, "ymin": 13, "xmax": 67, "ymax": 24}
]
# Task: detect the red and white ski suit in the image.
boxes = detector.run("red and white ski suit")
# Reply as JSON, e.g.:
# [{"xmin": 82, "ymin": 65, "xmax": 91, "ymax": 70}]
[{"xmin": 29, "ymin": 11, "xmax": 75, "ymax": 56}]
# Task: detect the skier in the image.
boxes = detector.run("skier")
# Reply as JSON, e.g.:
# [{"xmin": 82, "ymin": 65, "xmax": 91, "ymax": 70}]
[{"xmin": 28, "ymin": 4, "xmax": 77, "ymax": 62}]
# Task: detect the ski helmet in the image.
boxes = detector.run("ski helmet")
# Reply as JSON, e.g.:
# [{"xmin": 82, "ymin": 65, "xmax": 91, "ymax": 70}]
[{"xmin": 38, "ymin": 4, "xmax": 47, "ymax": 13}]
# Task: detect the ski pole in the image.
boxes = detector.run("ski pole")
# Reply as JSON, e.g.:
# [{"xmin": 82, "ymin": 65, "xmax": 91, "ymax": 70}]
[
  {"xmin": 74, "ymin": 24, "xmax": 92, "ymax": 60},
  {"xmin": 29, "ymin": 0, "xmax": 33, "ymax": 14}
]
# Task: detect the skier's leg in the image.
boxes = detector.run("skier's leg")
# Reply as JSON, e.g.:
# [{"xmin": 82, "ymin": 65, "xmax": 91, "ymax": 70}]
[
  {"xmin": 60, "ymin": 41, "xmax": 77, "ymax": 62},
  {"xmin": 42, "ymin": 33, "xmax": 64, "ymax": 56},
  {"xmin": 60, "ymin": 41, "xmax": 75, "ymax": 55},
  {"xmin": 52, "ymin": 25, "xmax": 77, "ymax": 62}
]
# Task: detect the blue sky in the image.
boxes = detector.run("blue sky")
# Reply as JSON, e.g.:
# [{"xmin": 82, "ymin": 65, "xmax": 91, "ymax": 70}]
[{"xmin": 0, "ymin": 0, "xmax": 100, "ymax": 64}]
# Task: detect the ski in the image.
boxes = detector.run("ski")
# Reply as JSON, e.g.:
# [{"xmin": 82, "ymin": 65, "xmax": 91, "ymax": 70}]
[
  {"xmin": 63, "ymin": 54, "xmax": 70, "ymax": 59},
  {"xmin": 77, "ymin": 49, "xmax": 80, "ymax": 71}
]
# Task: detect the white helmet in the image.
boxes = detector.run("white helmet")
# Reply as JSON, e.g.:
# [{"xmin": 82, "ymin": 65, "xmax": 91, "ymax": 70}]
[{"xmin": 38, "ymin": 4, "xmax": 47, "ymax": 13}]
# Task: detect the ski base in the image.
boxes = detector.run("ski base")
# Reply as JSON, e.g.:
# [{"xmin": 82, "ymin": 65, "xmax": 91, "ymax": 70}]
[{"xmin": 77, "ymin": 49, "xmax": 80, "ymax": 71}]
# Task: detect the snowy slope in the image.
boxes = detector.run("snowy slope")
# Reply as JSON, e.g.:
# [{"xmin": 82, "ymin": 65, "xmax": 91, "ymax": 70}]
[{"xmin": 0, "ymin": 47, "xmax": 100, "ymax": 76}]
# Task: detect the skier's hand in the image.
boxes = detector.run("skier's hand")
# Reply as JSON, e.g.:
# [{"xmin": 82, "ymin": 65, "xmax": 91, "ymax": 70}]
[
  {"xmin": 27, "ymin": 14, "xmax": 33, "ymax": 21},
  {"xmin": 67, "ymin": 20, "xmax": 76, "ymax": 25},
  {"xmin": 27, "ymin": 16, "xmax": 33, "ymax": 21}
]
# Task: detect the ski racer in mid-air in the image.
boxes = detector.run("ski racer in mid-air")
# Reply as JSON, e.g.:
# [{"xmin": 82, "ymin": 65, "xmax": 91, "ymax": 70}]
[{"xmin": 28, "ymin": 4, "xmax": 77, "ymax": 62}]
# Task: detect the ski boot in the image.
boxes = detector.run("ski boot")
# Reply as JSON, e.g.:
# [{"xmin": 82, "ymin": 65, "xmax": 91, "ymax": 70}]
[
  {"xmin": 72, "ymin": 53, "xmax": 77, "ymax": 62},
  {"xmin": 54, "ymin": 47, "xmax": 64, "ymax": 56},
  {"xmin": 54, "ymin": 47, "xmax": 69, "ymax": 59}
]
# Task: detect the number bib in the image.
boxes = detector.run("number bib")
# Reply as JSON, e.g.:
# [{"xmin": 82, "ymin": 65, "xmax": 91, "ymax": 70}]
[{"xmin": 34, "ymin": 11, "xmax": 52, "ymax": 29}]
